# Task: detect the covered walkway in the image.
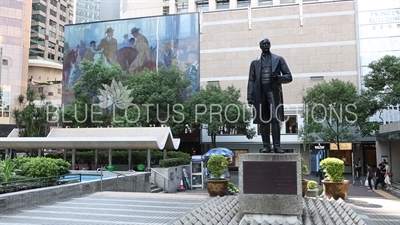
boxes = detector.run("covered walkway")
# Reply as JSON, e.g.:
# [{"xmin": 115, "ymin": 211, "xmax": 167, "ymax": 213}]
[
  {"xmin": 375, "ymin": 122, "xmax": 399, "ymax": 183},
  {"xmin": 0, "ymin": 127, "xmax": 180, "ymax": 170}
]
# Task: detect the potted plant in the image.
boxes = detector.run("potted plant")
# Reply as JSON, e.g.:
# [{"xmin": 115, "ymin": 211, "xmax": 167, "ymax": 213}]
[
  {"xmin": 320, "ymin": 157, "xmax": 349, "ymax": 200},
  {"xmin": 206, "ymin": 155, "xmax": 229, "ymax": 197},
  {"xmin": 301, "ymin": 158, "xmax": 308, "ymax": 197},
  {"xmin": 306, "ymin": 180, "xmax": 318, "ymax": 197}
]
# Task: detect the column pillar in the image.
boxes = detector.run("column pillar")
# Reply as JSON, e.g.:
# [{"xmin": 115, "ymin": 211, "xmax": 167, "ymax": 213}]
[
  {"xmin": 72, "ymin": 149, "xmax": 76, "ymax": 170},
  {"xmin": 251, "ymin": 0, "xmax": 259, "ymax": 7},
  {"xmin": 230, "ymin": 0, "xmax": 237, "ymax": 9},
  {"xmin": 128, "ymin": 149, "xmax": 132, "ymax": 170},
  {"xmin": 63, "ymin": 149, "xmax": 67, "ymax": 161},
  {"xmin": 169, "ymin": 0, "xmax": 177, "ymax": 14},
  {"xmin": 147, "ymin": 149, "xmax": 151, "ymax": 170},
  {"xmin": 209, "ymin": 0, "xmax": 216, "ymax": 11},
  {"xmin": 37, "ymin": 149, "xmax": 42, "ymax": 157},
  {"xmin": 5, "ymin": 149, "xmax": 9, "ymax": 157},
  {"xmin": 163, "ymin": 149, "xmax": 167, "ymax": 159},
  {"xmin": 108, "ymin": 149, "xmax": 112, "ymax": 167},
  {"xmin": 188, "ymin": 0, "xmax": 197, "ymax": 12},
  {"xmin": 95, "ymin": 149, "xmax": 98, "ymax": 169}
]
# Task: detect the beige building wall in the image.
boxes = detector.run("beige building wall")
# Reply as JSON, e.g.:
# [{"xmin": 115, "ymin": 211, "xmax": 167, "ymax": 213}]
[
  {"xmin": 0, "ymin": 0, "xmax": 32, "ymax": 124},
  {"xmin": 200, "ymin": 1, "xmax": 358, "ymax": 104}
]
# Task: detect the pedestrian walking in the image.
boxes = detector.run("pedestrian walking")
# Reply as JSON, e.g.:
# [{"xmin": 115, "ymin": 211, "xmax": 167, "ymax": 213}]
[{"xmin": 366, "ymin": 164, "xmax": 374, "ymax": 191}]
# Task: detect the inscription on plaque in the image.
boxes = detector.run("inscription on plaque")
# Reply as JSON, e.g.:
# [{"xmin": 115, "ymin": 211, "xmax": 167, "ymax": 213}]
[{"xmin": 243, "ymin": 161, "xmax": 297, "ymax": 195}]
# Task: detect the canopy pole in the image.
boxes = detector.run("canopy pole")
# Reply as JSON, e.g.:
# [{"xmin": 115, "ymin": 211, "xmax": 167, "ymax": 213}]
[
  {"xmin": 108, "ymin": 149, "xmax": 112, "ymax": 167},
  {"xmin": 95, "ymin": 149, "xmax": 98, "ymax": 169},
  {"xmin": 147, "ymin": 149, "xmax": 151, "ymax": 171},
  {"xmin": 128, "ymin": 149, "xmax": 132, "ymax": 171},
  {"xmin": 72, "ymin": 149, "xmax": 76, "ymax": 170}
]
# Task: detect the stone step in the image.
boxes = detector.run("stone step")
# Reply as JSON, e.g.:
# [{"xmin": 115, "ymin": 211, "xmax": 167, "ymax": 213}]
[{"xmin": 151, "ymin": 187, "xmax": 164, "ymax": 193}]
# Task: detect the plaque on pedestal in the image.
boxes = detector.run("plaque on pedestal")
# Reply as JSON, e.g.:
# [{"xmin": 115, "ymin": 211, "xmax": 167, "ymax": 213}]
[{"xmin": 238, "ymin": 153, "xmax": 303, "ymax": 216}]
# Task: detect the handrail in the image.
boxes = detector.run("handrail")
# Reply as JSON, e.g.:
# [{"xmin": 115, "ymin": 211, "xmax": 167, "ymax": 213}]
[
  {"xmin": 150, "ymin": 167, "xmax": 170, "ymax": 192},
  {"xmin": 150, "ymin": 168, "xmax": 169, "ymax": 180}
]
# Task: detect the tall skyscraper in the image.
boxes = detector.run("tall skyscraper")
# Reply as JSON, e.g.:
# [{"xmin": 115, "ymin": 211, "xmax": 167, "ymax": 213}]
[
  {"xmin": 30, "ymin": 0, "xmax": 74, "ymax": 63},
  {"xmin": 0, "ymin": 0, "xmax": 32, "ymax": 124},
  {"xmin": 74, "ymin": 0, "xmax": 120, "ymax": 24},
  {"xmin": 74, "ymin": 0, "xmax": 100, "ymax": 23}
]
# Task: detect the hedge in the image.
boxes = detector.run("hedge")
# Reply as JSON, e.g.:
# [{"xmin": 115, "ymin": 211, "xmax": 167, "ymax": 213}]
[
  {"xmin": 45, "ymin": 150, "xmax": 191, "ymax": 165},
  {"xmin": 159, "ymin": 158, "xmax": 190, "ymax": 168}
]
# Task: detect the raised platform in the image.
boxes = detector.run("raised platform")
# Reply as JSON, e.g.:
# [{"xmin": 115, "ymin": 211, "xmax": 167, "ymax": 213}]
[{"xmin": 172, "ymin": 196, "xmax": 367, "ymax": 225}]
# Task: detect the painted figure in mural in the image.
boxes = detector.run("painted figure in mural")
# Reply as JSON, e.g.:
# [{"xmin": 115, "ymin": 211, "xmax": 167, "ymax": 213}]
[
  {"xmin": 247, "ymin": 38, "xmax": 293, "ymax": 154},
  {"xmin": 97, "ymin": 27, "xmax": 118, "ymax": 65},
  {"xmin": 84, "ymin": 41, "xmax": 100, "ymax": 61},
  {"xmin": 128, "ymin": 27, "xmax": 153, "ymax": 74},
  {"xmin": 162, "ymin": 42, "xmax": 174, "ymax": 68},
  {"xmin": 115, "ymin": 47, "xmax": 139, "ymax": 72},
  {"xmin": 184, "ymin": 52, "xmax": 199, "ymax": 98}
]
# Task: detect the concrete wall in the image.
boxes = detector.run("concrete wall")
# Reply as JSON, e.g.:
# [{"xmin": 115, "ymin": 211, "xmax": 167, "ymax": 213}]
[
  {"xmin": 151, "ymin": 165, "xmax": 190, "ymax": 193},
  {"xmin": 0, "ymin": 172, "xmax": 151, "ymax": 212}
]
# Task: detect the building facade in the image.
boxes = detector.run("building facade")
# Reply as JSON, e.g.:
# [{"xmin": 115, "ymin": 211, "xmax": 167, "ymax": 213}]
[
  {"xmin": 74, "ymin": 0, "xmax": 100, "ymax": 23},
  {"xmin": 28, "ymin": 0, "xmax": 74, "ymax": 109},
  {"xmin": 357, "ymin": 0, "xmax": 400, "ymax": 177},
  {"xmin": 0, "ymin": 0, "xmax": 32, "ymax": 124}
]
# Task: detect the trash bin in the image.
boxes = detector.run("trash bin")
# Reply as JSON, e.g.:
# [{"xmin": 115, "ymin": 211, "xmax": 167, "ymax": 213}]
[{"xmin": 107, "ymin": 165, "xmax": 115, "ymax": 171}]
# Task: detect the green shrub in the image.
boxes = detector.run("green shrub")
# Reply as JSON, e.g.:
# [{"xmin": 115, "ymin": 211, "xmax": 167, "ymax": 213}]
[
  {"xmin": 0, "ymin": 156, "xmax": 15, "ymax": 182},
  {"xmin": 320, "ymin": 157, "xmax": 344, "ymax": 182},
  {"xmin": 301, "ymin": 158, "xmax": 308, "ymax": 178},
  {"xmin": 14, "ymin": 157, "xmax": 70, "ymax": 178},
  {"xmin": 318, "ymin": 188, "xmax": 324, "ymax": 195},
  {"xmin": 159, "ymin": 158, "xmax": 190, "ymax": 168},
  {"xmin": 307, "ymin": 180, "xmax": 318, "ymax": 189},
  {"xmin": 207, "ymin": 155, "xmax": 228, "ymax": 179}
]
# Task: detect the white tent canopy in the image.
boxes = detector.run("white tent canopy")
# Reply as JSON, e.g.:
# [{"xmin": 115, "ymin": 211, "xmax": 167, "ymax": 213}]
[
  {"xmin": 0, "ymin": 127, "xmax": 180, "ymax": 150},
  {"xmin": 0, "ymin": 127, "xmax": 181, "ymax": 170}
]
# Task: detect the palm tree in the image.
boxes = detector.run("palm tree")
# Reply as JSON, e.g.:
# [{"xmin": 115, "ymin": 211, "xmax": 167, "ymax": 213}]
[{"xmin": 11, "ymin": 89, "xmax": 55, "ymax": 156}]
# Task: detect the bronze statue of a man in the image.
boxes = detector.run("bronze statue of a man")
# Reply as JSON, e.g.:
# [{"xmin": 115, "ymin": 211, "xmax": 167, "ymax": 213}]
[{"xmin": 247, "ymin": 38, "xmax": 293, "ymax": 153}]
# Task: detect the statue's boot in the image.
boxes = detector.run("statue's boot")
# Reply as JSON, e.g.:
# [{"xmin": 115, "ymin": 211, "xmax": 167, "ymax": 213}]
[
  {"xmin": 261, "ymin": 123, "xmax": 273, "ymax": 153},
  {"xmin": 272, "ymin": 120, "xmax": 284, "ymax": 154}
]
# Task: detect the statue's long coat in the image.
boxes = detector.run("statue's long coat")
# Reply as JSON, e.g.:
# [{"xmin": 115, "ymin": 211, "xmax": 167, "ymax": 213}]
[{"xmin": 247, "ymin": 53, "xmax": 293, "ymax": 124}]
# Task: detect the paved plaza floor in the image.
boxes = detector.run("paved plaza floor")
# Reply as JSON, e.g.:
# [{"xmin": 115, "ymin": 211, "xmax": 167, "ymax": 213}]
[
  {"xmin": 0, "ymin": 192, "xmax": 210, "ymax": 225},
  {"xmin": 0, "ymin": 172, "xmax": 398, "ymax": 225}
]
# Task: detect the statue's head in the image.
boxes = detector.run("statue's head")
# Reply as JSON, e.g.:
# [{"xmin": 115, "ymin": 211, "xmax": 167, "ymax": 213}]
[{"xmin": 259, "ymin": 38, "xmax": 271, "ymax": 54}]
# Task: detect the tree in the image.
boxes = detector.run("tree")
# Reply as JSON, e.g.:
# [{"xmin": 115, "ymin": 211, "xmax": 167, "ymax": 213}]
[
  {"xmin": 299, "ymin": 79, "xmax": 358, "ymax": 151},
  {"xmin": 11, "ymin": 89, "xmax": 55, "ymax": 156},
  {"xmin": 60, "ymin": 60, "xmax": 126, "ymax": 127},
  {"xmin": 112, "ymin": 66, "xmax": 190, "ymax": 136},
  {"xmin": 184, "ymin": 84, "xmax": 256, "ymax": 148},
  {"xmin": 356, "ymin": 55, "xmax": 400, "ymax": 136}
]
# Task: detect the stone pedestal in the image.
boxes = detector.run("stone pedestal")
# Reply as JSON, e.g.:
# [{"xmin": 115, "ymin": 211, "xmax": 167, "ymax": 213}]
[{"xmin": 238, "ymin": 153, "xmax": 303, "ymax": 224}]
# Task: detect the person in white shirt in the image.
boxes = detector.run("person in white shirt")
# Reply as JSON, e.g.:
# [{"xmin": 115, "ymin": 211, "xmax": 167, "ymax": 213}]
[{"xmin": 384, "ymin": 162, "xmax": 393, "ymax": 190}]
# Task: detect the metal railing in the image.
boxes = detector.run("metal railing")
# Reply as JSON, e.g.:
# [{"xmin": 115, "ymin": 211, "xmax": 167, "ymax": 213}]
[
  {"xmin": 96, "ymin": 168, "xmax": 130, "ymax": 192},
  {"xmin": 150, "ymin": 167, "xmax": 170, "ymax": 191},
  {"xmin": 0, "ymin": 174, "xmax": 82, "ymax": 194}
]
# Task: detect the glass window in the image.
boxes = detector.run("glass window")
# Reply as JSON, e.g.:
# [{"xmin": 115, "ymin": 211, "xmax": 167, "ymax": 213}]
[
  {"xmin": 238, "ymin": 0, "xmax": 250, "ymax": 8},
  {"xmin": 58, "ymin": 46, "xmax": 64, "ymax": 53},
  {"xmin": 60, "ymin": 4, "xmax": 67, "ymax": 12},
  {"xmin": 259, "ymin": 0, "xmax": 272, "ymax": 5},
  {"xmin": 0, "ymin": 16, "xmax": 22, "ymax": 27},
  {"xmin": 31, "ymin": 25, "xmax": 46, "ymax": 35},
  {"xmin": 207, "ymin": 81, "xmax": 219, "ymax": 86},
  {"xmin": 50, "ymin": 9, "xmax": 57, "ymax": 17},
  {"xmin": 197, "ymin": 1, "xmax": 208, "ymax": 12},
  {"xmin": 32, "ymin": 14, "xmax": 46, "ymax": 23},
  {"xmin": 48, "ymin": 53, "xmax": 55, "ymax": 60},
  {"xmin": 49, "ymin": 19, "xmax": 57, "ymax": 28},
  {"xmin": 32, "ymin": 3, "xmax": 47, "ymax": 13},
  {"xmin": 59, "ymin": 15, "xmax": 66, "ymax": 22},
  {"xmin": 30, "ymin": 37, "xmax": 45, "ymax": 46},
  {"xmin": 284, "ymin": 115, "xmax": 297, "ymax": 134},
  {"xmin": 49, "ymin": 31, "xmax": 56, "ymax": 38},
  {"xmin": 50, "ymin": 0, "xmax": 57, "ymax": 7},
  {"xmin": 216, "ymin": 0, "xmax": 229, "ymax": 9},
  {"xmin": 329, "ymin": 150, "xmax": 352, "ymax": 166},
  {"xmin": 29, "ymin": 48, "xmax": 44, "ymax": 57},
  {"xmin": 59, "ymin": 25, "xmax": 64, "ymax": 32},
  {"xmin": 2, "ymin": 59, "xmax": 8, "ymax": 65},
  {"xmin": 48, "ymin": 41, "xmax": 56, "ymax": 50},
  {"xmin": 280, "ymin": 0, "xmax": 295, "ymax": 3}
]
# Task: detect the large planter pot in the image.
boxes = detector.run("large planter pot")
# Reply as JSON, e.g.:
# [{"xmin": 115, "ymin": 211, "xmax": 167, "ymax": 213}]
[
  {"xmin": 302, "ymin": 180, "xmax": 309, "ymax": 197},
  {"xmin": 206, "ymin": 178, "xmax": 229, "ymax": 197},
  {"xmin": 322, "ymin": 180, "xmax": 349, "ymax": 200},
  {"xmin": 306, "ymin": 188, "xmax": 319, "ymax": 198}
]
